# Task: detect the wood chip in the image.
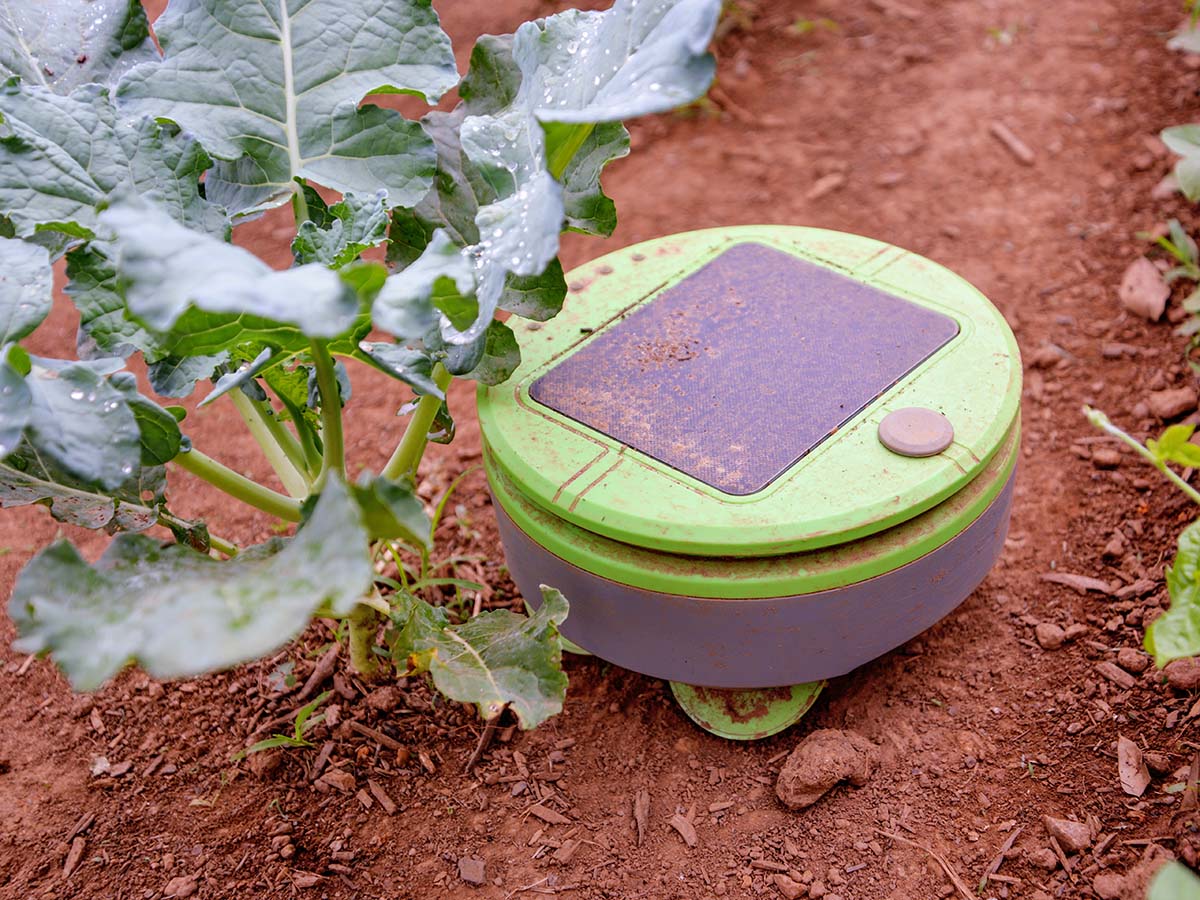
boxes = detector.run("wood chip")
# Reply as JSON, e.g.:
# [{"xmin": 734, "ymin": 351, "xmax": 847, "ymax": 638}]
[
  {"xmin": 634, "ymin": 790, "xmax": 650, "ymax": 847},
  {"xmin": 296, "ymin": 645, "xmax": 339, "ymax": 701},
  {"xmin": 66, "ymin": 812, "xmax": 95, "ymax": 842},
  {"xmin": 1117, "ymin": 736, "xmax": 1151, "ymax": 797},
  {"xmin": 978, "ymin": 825, "xmax": 1023, "ymax": 891},
  {"xmin": 62, "ymin": 836, "xmax": 86, "ymax": 878},
  {"xmin": 1040, "ymin": 572, "xmax": 1111, "ymax": 595},
  {"xmin": 530, "ymin": 803, "xmax": 571, "ymax": 826},
  {"xmin": 669, "ymin": 813, "xmax": 698, "ymax": 848},
  {"xmin": 367, "ymin": 779, "xmax": 397, "ymax": 815},
  {"xmin": 346, "ymin": 721, "xmax": 404, "ymax": 751},
  {"xmin": 1096, "ymin": 661, "xmax": 1136, "ymax": 691},
  {"xmin": 553, "ymin": 839, "xmax": 581, "ymax": 864}
]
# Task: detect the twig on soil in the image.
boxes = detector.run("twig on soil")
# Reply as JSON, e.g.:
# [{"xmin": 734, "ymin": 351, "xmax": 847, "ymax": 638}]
[
  {"xmin": 875, "ymin": 830, "xmax": 974, "ymax": 900},
  {"xmin": 989, "ymin": 121, "xmax": 1035, "ymax": 165},
  {"xmin": 464, "ymin": 704, "xmax": 508, "ymax": 774},
  {"xmin": 296, "ymin": 645, "xmax": 339, "ymax": 701},
  {"xmin": 346, "ymin": 720, "xmax": 405, "ymax": 751},
  {"xmin": 505, "ymin": 876, "xmax": 551, "ymax": 898},
  {"xmin": 978, "ymin": 825, "xmax": 1023, "ymax": 891},
  {"xmin": 1048, "ymin": 836, "xmax": 1075, "ymax": 882}
]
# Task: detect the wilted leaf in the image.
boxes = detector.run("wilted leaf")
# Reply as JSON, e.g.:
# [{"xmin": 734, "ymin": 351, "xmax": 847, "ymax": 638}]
[
  {"xmin": 201, "ymin": 347, "xmax": 282, "ymax": 408},
  {"xmin": 0, "ymin": 440, "xmax": 163, "ymax": 531},
  {"xmin": 147, "ymin": 352, "xmax": 228, "ymax": 399},
  {"xmin": 0, "ymin": 236, "xmax": 52, "ymax": 344},
  {"xmin": 0, "ymin": 0, "xmax": 157, "ymax": 93},
  {"xmin": 116, "ymin": 0, "xmax": 459, "ymax": 213},
  {"xmin": 391, "ymin": 585, "xmax": 569, "ymax": 728},
  {"xmin": 10, "ymin": 477, "xmax": 374, "ymax": 690},
  {"xmin": 1117, "ymin": 735, "xmax": 1151, "ymax": 797}
]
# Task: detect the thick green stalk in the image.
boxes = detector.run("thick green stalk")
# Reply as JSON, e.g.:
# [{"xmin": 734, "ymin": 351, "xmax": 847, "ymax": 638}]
[
  {"xmin": 1085, "ymin": 406, "xmax": 1200, "ymax": 506},
  {"xmin": 309, "ymin": 341, "xmax": 345, "ymax": 490},
  {"xmin": 348, "ymin": 603, "xmax": 381, "ymax": 678},
  {"xmin": 382, "ymin": 364, "xmax": 453, "ymax": 481},
  {"xmin": 174, "ymin": 448, "xmax": 303, "ymax": 522},
  {"xmin": 229, "ymin": 389, "xmax": 311, "ymax": 498},
  {"xmin": 207, "ymin": 533, "xmax": 240, "ymax": 557}
]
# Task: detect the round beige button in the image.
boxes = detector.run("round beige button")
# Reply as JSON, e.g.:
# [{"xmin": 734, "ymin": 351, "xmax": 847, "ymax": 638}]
[{"xmin": 878, "ymin": 407, "xmax": 954, "ymax": 457}]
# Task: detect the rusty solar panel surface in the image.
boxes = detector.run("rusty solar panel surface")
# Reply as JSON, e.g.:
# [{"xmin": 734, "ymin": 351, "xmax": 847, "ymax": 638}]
[{"xmin": 529, "ymin": 242, "xmax": 960, "ymax": 496}]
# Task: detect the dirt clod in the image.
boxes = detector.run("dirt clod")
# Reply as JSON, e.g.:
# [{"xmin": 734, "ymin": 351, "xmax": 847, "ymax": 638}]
[
  {"xmin": 1027, "ymin": 847, "xmax": 1059, "ymax": 870},
  {"xmin": 776, "ymin": 730, "xmax": 875, "ymax": 810},
  {"xmin": 1035, "ymin": 623, "xmax": 1065, "ymax": 649},
  {"xmin": 1042, "ymin": 816, "xmax": 1091, "ymax": 853},
  {"xmin": 1093, "ymin": 871, "xmax": 1123, "ymax": 900},
  {"xmin": 162, "ymin": 875, "xmax": 198, "ymax": 898},
  {"xmin": 248, "ymin": 749, "xmax": 283, "ymax": 779},
  {"xmin": 1118, "ymin": 257, "xmax": 1169, "ymax": 320},
  {"xmin": 1167, "ymin": 657, "xmax": 1200, "ymax": 690},
  {"xmin": 773, "ymin": 873, "xmax": 806, "ymax": 899},
  {"xmin": 1092, "ymin": 448, "xmax": 1122, "ymax": 469},
  {"xmin": 1148, "ymin": 387, "xmax": 1198, "ymax": 420},
  {"xmin": 1117, "ymin": 648, "xmax": 1150, "ymax": 674}
]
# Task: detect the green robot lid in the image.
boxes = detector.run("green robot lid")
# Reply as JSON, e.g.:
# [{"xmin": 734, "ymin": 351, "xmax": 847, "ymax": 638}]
[{"xmin": 477, "ymin": 226, "xmax": 1022, "ymax": 558}]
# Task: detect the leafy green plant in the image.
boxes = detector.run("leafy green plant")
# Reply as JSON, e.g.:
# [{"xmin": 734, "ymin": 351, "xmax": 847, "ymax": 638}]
[
  {"xmin": 1085, "ymin": 408, "xmax": 1200, "ymax": 665},
  {"xmin": 1138, "ymin": 219, "xmax": 1200, "ymax": 348},
  {"xmin": 1149, "ymin": 861, "xmax": 1200, "ymax": 900},
  {"xmin": 234, "ymin": 690, "xmax": 331, "ymax": 759},
  {"xmin": 0, "ymin": 0, "xmax": 719, "ymax": 730}
]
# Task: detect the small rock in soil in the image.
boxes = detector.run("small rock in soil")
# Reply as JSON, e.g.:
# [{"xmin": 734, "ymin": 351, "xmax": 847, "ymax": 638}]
[
  {"xmin": 1035, "ymin": 623, "xmax": 1066, "ymax": 650},
  {"xmin": 1117, "ymin": 648, "xmax": 1150, "ymax": 673},
  {"xmin": 1168, "ymin": 657, "xmax": 1200, "ymax": 690},
  {"xmin": 1027, "ymin": 847, "xmax": 1059, "ymax": 870},
  {"xmin": 776, "ymin": 729, "xmax": 875, "ymax": 810},
  {"xmin": 1042, "ymin": 816, "xmax": 1091, "ymax": 853},
  {"xmin": 1118, "ymin": 257, "xmax": 1169, "ymax": 321},
  {"xmin": 1148, "ymin": 387, "xmax": 1198, "ymax": 420},
  {"xmin": 809, "ymin": 880, "xmax": 827, "ymax": 899},
  {"xmin": 163, "ymin": 875, "xmax": 198, "ymax": 898},
  {"xmin": 773, "ymin": 873, "xmax": 806, "ymax": 899},
  {"xmin": 1145, "ymin": 752, "xmax": 1172, "ymax": 775},
  {"xmin": 1064, "ymin": 623, "xmax": 1089, "ymax": 643},
  {"xmin": 458, "ymin": 856, "xmax": 486, "ymax": 886},
  {"xmin": 1091, "ymin": 448, "xmax": 1121, "ymax": 470}
]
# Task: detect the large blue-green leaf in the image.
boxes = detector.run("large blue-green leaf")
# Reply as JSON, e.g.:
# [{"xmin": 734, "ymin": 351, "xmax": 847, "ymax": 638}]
[
  {"xmin": 0, "ymin": 359, "xmax": 29, "ymax": 458},
  {"xmin": 0, "ymin": 236, "xmax": 51, "ymax": 344},
  {"xmin": 0, "ymin": 439, "xmax": 164, "ymax": 531},
  {"xmin": 513, "ymin": 0, "xmax": 718, "ymax": 126},
  {"xmin": 0, "ymin": 0, "xmax": 157, "ymax": 93},
  {"xmin": 357, "ymin": 342, "xmax": 443, "ymax": 399},
  {"xmin": 0, "ymin": 81, "xmax": 225, "ymax": 249},
  {"xmin": 24, "ymin": 358, "xmax": 141, "ymax": 491},
  {"xmin": 101, "ymin": 202, "xmax": 359, "ymax": 339},
  {"xmin": 390, "ymin": 585, "xmax": 569, "ymax": 728},
  {"xmin": 116, "ymin": 0, "xmax": 459, "ymax": 214},
  {"xmin": 147, "ymin": 352, "xmax": 228, "ymax": 399},
  {"xmin": 374, "ymin": 229, "xmax": 473, "ymax": 341},
  {"xmin": 9, "ymin": 476, "xmax": 374, "ymax": 690},
  {"xmin": 349, "ymin": 472, "xmax": 429, "ymax": 548}
]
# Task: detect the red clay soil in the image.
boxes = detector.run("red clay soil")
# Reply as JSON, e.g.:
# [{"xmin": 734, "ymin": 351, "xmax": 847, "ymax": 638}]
[{"xmin": 2, "ymin": 1, "xmax": 1199, "ymax": 898}]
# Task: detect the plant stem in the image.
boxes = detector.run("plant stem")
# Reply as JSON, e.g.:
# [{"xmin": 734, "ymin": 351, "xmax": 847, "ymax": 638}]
[
  {"xmin": 347, "ymin": 603, "xmax": 381, "ymax": 678},
  {"xmin": 174, "ymin": 448, "xmax": 303, "ymax": 522},
  {"xmin": 291, "ymin": 185, "xmax": 310, "ymax": 225},
  {"xmin": 382, "ymin": 364, "xmax": 453, "ymax": 482},
  {"xmin": 547, "ymin": 123, "xmax": 595, "ymax": 180},
  {"xmin": 310, "ymin": 341, "xmax": 345, "ymax": 490},
  {"xmin": 207, "ymin": 533, "xmax": 240, "ymax": 557},
  {"xmin": 229, "ymin": 389, "xmax": 311, "ymax": 498},
  {"xmin": 1085, "ymin": 406, "xmax": 1200, "ymax": 506}
]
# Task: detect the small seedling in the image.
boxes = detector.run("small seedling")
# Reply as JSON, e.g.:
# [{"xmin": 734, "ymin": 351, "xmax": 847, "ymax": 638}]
[
  {"xmin": 1085, "ymin": 408, "xmax": 1200, "ymax": 665},
  {"xmin": 233, "ymin": 691, "xmax": 332, "ymax": 760}
]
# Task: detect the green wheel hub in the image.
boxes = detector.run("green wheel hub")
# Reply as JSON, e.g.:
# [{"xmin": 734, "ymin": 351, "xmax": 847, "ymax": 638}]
[{"xmin": 669, "ymin": 681, "xmax": 826, "ymax": 740}]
